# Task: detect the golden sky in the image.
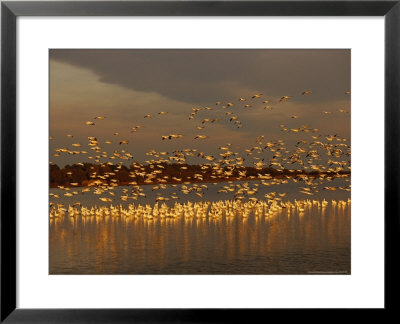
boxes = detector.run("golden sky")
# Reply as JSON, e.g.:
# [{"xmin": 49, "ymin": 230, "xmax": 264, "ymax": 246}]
[{"xmin": 50, "ymin": 49, "xmax": 350, "ymax": 166}]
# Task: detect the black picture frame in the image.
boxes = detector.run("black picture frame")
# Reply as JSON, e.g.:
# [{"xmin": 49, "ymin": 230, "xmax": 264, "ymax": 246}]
[{"xmin": 1, "ymin": 0, "xmax": 399, "ymax": 322}]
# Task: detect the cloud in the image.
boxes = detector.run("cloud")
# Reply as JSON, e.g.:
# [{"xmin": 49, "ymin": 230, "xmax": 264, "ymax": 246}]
[{"xmin": 50, "ymin": 49, "xmax": 350, "ymax": 104}]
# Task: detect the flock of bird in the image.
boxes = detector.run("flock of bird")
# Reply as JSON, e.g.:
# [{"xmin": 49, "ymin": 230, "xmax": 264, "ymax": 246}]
[
  {"xmin": 49, "ymin": 198, "xmax": 351, "ymax": 222},
  {"xmin": 50, "ymin": 90, "xmax": 351, "ymax": 216}
]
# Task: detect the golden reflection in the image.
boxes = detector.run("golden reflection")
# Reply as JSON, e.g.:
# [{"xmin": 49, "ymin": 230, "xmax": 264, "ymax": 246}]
[{"xmin": 50, "ymin": 198, "xmax": 350, "ymax": 274}]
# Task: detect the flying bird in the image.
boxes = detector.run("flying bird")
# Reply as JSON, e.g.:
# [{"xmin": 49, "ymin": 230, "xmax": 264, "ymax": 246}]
[
  {"xmin": 280, "ymin": 96, "xmax": 291, "ymax": 102},
  {"xmin": 194, "ymin": 135, "xmax": 208, "ymax": 139}
]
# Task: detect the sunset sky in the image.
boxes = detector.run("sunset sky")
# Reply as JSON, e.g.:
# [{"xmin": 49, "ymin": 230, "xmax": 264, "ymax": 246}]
[{"xmin": 49, "ymin": 49, "xmax": 350, "ymax": 167}]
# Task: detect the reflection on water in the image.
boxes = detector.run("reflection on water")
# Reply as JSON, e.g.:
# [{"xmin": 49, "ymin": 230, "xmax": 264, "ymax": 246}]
[{"xmin": 50, "ymin": 197, "xmax": 350, "ymax": 274}]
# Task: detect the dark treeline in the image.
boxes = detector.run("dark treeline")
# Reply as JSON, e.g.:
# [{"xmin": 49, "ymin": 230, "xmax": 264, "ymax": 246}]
[{"xmin": 49, "ymin": 162, "xmax": 350, "ymax": 188}]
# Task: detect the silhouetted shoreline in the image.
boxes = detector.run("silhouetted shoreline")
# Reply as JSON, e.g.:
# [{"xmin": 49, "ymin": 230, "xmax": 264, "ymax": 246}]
[{"xmin": 49, "ymin": 162, "xmax": 350, "ymax": 188}]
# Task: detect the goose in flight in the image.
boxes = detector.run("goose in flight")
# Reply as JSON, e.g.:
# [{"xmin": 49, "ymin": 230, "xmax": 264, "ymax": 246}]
[
  {"xmin": 162, "ymin": 134, "xmax": 183, "ymax": 140},
  {"xmin": 194, "ymin": 135, "xmax": 208, "ymax": 139},
  {"xmin": 131, "ymin": 125, "xmax": 142, "ymax": 132},
  {"xmin": 280, "ymin": 96, "xmax": 291, "ymax": 102}
]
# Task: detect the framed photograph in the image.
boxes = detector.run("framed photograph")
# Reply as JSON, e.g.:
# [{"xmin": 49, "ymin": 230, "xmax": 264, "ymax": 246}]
[{"xmin": 1, "ymin": 0, "xmax": 398, "ymax": 321}]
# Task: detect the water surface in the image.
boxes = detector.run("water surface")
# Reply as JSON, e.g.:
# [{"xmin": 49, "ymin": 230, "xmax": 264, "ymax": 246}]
[{"xmin": 50, "ymin": 179, "xmax": 350, "ymax": 274}]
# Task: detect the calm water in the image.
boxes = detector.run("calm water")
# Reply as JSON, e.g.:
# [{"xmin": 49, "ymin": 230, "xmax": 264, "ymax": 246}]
[{"xmin": 50, "ymin": 179, "xmax": 351, "ymax": 274}]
